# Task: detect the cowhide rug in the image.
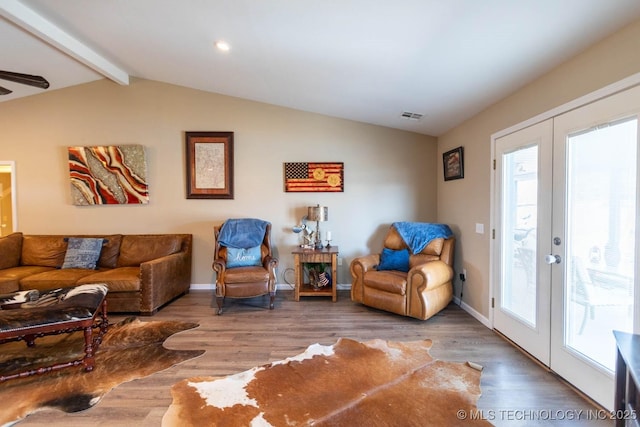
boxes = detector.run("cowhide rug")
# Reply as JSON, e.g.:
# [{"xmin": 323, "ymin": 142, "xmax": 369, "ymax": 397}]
[
  {"xmin": 163, "ymin": 338, "xmax": 492, "ymax": 427},
  {"xmin": 0, "ymin": 317, "xmax": 203, "ymax": 426}
]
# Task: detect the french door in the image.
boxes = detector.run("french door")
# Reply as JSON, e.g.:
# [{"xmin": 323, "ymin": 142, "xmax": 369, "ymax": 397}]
[
  {"xmin": 494, "ymin": 85, "xmax": 640, "ymax": 409},
  {"xmin": 494, "ymin": 119, "xmax": 553, "ymax": 365}
]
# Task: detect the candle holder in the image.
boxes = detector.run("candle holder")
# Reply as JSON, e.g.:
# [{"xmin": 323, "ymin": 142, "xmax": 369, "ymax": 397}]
[{"xmin": 325, "ymin": 238, "xmax": 332, "ymax": 248}]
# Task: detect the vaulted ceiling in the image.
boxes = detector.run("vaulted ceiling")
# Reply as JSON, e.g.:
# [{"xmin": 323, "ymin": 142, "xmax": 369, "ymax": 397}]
[{"xmin": 2, "ymin": 0, "xmax": 640, "ymax": 136}]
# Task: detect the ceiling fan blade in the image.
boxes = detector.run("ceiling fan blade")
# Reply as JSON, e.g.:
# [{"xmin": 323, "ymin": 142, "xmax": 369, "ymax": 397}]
[
  {"xmin": 0, "ymin": 70, "xmax": 49, "ymax": 89},
  {"xmin": 0, "ymin": 86, "xmax": 12, "ymax": 95}
]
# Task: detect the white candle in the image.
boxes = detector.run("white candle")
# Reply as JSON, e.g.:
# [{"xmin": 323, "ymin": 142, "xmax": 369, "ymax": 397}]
[{"xmin": 326, "ymin": 231, "xmax": 332, "ymax": 240}]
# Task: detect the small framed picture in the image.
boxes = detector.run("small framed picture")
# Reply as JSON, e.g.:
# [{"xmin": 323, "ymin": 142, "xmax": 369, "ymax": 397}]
[
  {"xmin": 443, "ymin": 146, "xmax": 464, "ymax": 181},
  {"xmin": 185, "ymin": 131, "xmax": 234, "ymax": 199}
]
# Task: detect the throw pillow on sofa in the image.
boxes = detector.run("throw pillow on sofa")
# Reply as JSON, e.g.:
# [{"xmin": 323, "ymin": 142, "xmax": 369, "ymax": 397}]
[
  {"xmin": 61, "ymin": 237, "xmax": 105, "ymax": 269},
  {"xmin": 377, "ymin": 248, "xmax": 410, "ymax": 272}
]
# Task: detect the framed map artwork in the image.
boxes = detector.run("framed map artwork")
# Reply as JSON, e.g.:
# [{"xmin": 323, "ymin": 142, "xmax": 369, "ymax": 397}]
[{"xmin": 185, "ymin": 131, "xmax": 234, "ymax": 199}]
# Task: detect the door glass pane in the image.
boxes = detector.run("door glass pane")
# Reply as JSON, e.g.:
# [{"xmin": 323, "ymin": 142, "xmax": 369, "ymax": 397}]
[
  {"xmin": 565, "ymin": 117, "xmax": 637, "ymax": 372},
  {"xmin": 501, "ymin": 145, "xmax": 538, "ymax": 327}
]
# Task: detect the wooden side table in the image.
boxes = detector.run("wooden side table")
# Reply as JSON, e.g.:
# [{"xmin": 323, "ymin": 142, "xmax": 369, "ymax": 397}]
[{"xmin": 292, "ymin": 246, "xmax": 338, "ymax": 302}]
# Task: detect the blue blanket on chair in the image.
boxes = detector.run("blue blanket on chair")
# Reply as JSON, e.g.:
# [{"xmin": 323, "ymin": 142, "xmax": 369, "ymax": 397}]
[
  {"xmin": 392, "ymin": 222, "xmax": 453, "ymax": 254},
  {"xmin": 218, "ymin": 218, "xmax": 270, "ymax": 248}
]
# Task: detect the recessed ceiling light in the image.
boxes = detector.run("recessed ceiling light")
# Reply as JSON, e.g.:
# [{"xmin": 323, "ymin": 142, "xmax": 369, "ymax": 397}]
[{"xmin": 215, "ymin": 41, "xmax": 231, "ymax": 52}]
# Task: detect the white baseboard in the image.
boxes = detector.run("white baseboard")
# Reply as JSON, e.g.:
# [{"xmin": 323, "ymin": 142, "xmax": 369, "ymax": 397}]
[
  {"xmin": 453, "ymin": 296, "xmax": 491, "ymax": 328},
  {"xmin": 191, "ymin": 284, "xmax": 491, "ymax": 328},
  {"xmin": 190, "ymin": 283, "xmax": 352, "ymax": 291},
  {"xmin": 189, "ymin": 283, "xmax": 214, "ymax": 290}
]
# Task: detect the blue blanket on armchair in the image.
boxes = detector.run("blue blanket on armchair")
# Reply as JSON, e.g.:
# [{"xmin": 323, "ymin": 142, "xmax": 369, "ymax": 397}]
[
  {"xmin": 392, "ymin": 222, "xmax": 453, "ymax": 254},
  {"xmin": 218, "ymin": 218, "xmax": 270, "ymax": 249}
]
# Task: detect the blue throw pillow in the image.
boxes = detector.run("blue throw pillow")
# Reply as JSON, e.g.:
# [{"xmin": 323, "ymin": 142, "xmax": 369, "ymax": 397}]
[
  {"xmin": 377, "ymin": 248, "xmax": 410, "ymax": 272},
  {"xmin": 226, "ymin": 245, "xmax": 262, "ymax": 268},
  {"xmin": 61, "ymin": 237, "xmax": 105, "ymax": 269}
]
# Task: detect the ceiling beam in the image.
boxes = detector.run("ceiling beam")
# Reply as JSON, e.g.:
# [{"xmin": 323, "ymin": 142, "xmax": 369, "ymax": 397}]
[{"xmin": 0, "ymin": 0, "xmax": 129, "ymax": 85}]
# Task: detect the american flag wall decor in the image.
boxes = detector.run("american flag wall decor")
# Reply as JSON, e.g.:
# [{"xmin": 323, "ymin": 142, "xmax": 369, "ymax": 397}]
[{"xmin": 284, "ymin": 162, "xmax": 344, "ymax": 192}]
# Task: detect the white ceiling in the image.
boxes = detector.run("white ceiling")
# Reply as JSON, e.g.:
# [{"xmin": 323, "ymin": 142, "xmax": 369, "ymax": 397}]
[{"xmin": 2, "ymin": 0, "xmax": 640, "ymax": 136}]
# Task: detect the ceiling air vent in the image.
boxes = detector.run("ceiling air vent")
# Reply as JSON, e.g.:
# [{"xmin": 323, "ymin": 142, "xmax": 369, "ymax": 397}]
[{"xmin": 400, "ymin": 111, "xmax": 424, "ymax": 120}]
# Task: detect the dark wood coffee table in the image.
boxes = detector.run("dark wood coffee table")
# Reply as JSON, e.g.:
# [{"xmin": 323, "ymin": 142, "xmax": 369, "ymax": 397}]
[{"xmin": 0, "ymin": 284, "xmax": 109, "ymax": 382}]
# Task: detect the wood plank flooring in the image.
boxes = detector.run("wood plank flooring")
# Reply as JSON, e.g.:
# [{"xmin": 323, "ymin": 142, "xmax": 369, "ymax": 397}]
[{"xmin": 18, "ymin": 290, "xmax": 613, "ymax": 426}]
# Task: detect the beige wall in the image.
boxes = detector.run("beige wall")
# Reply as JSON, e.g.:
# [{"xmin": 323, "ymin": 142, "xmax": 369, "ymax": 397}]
[
  {"xmin": 0, "ymin": 78, "xmax": 437, "ymax": 287},
  {"xmin": 437, "ymin": 18, "xmax": 640, "ymax": 320}
]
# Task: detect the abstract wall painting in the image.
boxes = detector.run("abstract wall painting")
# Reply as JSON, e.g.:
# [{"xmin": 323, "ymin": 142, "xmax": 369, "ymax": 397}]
[
  {"xmin": 68, "ymin": 145, "xmax": 149, "ymax": 205},
  {"xmin": 284, "ymin": 162, "xmax": 344, "ymax": 192}
]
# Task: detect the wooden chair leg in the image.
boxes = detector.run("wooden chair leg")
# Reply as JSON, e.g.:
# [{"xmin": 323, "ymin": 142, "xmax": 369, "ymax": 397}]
[
  {"xmin": 216, "ymin": 296, "xmax": 224, "ymax": 315},
  {"xmin": 269, "ymin": 292, "xmax": 275, "ymax": 310}
]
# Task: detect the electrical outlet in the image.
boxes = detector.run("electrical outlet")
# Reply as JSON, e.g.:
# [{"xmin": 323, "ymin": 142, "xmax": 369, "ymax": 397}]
[{"xmin": 338, "ymin": 257, "xmax": 343, "ymax": 266}]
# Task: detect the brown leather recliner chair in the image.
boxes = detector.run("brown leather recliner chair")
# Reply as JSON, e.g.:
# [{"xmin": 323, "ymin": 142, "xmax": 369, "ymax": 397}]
[
  {"xmin": 213, "ymin": 220, "xmax": 278, "ymax": 315},
  {"xmin": 350, "ymin": 224, "xmax": 455, "ymax": 320}
]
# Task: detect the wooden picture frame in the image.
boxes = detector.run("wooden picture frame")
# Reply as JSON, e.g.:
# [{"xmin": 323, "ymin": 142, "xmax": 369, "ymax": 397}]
[
  {"xmin": 443, "ymin": 146, "xmax": 464, "ymax": 181},
  {"xmin": 185, "ymin": 131, "xmax": 234, "ymax": 199}
]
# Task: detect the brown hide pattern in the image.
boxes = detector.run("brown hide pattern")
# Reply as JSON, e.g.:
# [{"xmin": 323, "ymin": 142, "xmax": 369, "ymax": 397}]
[
  {"xmin": 0, "ymin": 317, "xmax": 203, "ymax": 426},
  {"xmin": 163, "ymin": 338, "xmax": 492, "ymax": 427}
]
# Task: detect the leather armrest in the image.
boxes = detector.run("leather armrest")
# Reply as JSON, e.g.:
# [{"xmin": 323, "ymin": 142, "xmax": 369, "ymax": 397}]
[
  {"xmin": 409, "ymin": 260, "xmax": 454, "ymax": 292},
  {"xmin": 212, "ymin": 258, "xmax": 226, "ymax": 275},
  {"xmin": 350, "ymin": 254, "xmax": 379, "ymax": 275},
  {"xmin": 350, "ymin": 254, "xmax": 380, "ymax": 302},
  {"xmin": 139, "ymin": 251, "xmax": 191, "ymax": 314}
]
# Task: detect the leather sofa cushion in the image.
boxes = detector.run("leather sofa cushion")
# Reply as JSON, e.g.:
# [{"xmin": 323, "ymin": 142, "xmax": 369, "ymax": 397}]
[
  {"xmin": 21, "ymin": 236, "xmax": 67, "ymax": 268},
  {"xmin": 223, "ymin": 266, "xmax": 269, "ymax": 284},
  {"xmin": 364, "ymin": 270, "xmax": 407, "ymax": 295},
  {"xmin": 19, "ymin": 268, "xmax": 98, "ymax": 291},
  {"xmin": 0, "ymin": 265, "xmax": 50, "ymax": 293},
  {"xmin": 0, "ymin": 232, "xmax": 22, "ymax": 270},
  {"xmin": 117, "ymin": 235, "xmax": 182, "ymax": 267},
  {"xmin": 13, "ymin": 234, "xmax": 123, "ymax": 269},
  {"xmin": 383, "ymin": 227, "xmax": 444, "ymax": 256},
  {"xmin": 77, "ymin": 267, "xmax": 140, "ymax": 292}
]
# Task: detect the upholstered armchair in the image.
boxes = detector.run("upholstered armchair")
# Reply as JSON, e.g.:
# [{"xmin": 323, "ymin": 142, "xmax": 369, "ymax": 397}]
[
  {"xmin": 212, "ymin": 219, "xmax": 278, "ymax": 315},
  {"xmin": 350, "ymin": 223, "xmax": 455, "ymax": 320}
]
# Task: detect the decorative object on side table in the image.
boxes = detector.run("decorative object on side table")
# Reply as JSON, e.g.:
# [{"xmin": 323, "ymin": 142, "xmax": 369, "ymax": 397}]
[
  {"xmin": 304, "ymin": 262, "xmax": 331, "ymax": 290},
  {"xmin": 443, "ymin": 146, "xmax": 464, "ymax": 181},
  {"xmin": 291, "ymin": 205, "xmax": 329, "ymax": 249},
  {"xmin": 307, "ymin": 204, "xmax": 328, "ymax": 249}
]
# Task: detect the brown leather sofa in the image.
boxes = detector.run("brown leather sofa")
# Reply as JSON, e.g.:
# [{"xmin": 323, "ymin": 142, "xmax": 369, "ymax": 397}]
[
  {"xmin": 0, "ymin": 232, "xmax": 192, "ymax": 315},
  {"xmin": 350, "ymin": 225, "xmax": 455, "ymax": 320}
]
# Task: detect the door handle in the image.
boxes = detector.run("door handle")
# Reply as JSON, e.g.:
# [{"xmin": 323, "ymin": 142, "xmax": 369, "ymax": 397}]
[{"xmin": 545, "ymin": 254, "xmax": 561, "ymax": 264}]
